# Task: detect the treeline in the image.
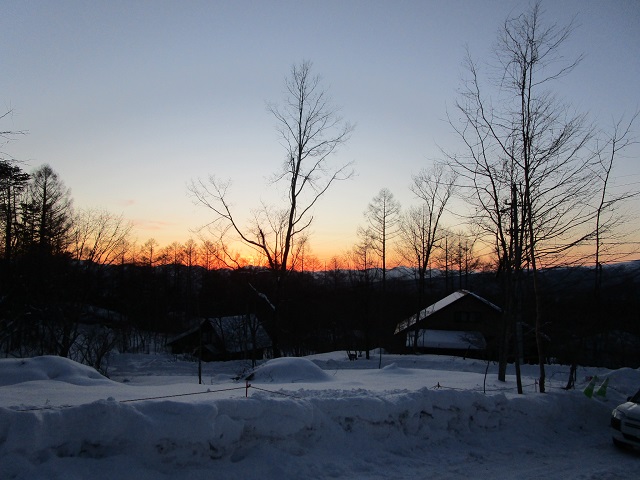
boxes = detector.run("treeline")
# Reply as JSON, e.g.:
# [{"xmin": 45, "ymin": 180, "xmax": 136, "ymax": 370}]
[
  {"xmin": 0, "ymin": 160, "xmax": 215, "ymax": 369},
  {"xmin": 2, "ymin": 163, "xmax": 640, "ymax": 375},
  {"xmin": 1, "ymin": 159, "xmax": 639, "ymax": 373}
]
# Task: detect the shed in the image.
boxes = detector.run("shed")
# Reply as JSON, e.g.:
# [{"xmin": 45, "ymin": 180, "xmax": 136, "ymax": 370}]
[
  {"xmin": 394, "ymin": 290, "xmax": 502, "ymax": 358},
  {"xmin": 167, "ymin": 314, "xmax": 271, "ymax": 362}
]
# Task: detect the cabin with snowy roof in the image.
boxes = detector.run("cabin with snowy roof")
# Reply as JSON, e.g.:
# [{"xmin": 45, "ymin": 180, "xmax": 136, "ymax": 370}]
[
  {"xmin": 167, "ymin": 314, "xmax": 271, "ymax": 362},
  {"xmin": 393, "ymin": 290, "xmax": 502, "ymax": 358}
]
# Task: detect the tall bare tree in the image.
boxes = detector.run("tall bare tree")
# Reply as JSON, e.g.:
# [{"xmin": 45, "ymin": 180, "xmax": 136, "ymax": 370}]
[
  {"xmin": 448, "ymin": 3, "xmax": 608, "ymax": 392},
  {"xmin": 361, "ymin": 188, "xmax": 401, "ymax": 292},
  {"xmin": 163, "ymin": 241, "xmax": 185, "ymax": 266},
  {"xmin": 398, "ymin": 163, "xmax": 456, "ymax": 349},
  {"xmin": 140, "ymin": 238, "xmax": 159, "ymax": 267},
  {"xmin": 189, "ymin": 60, "xmax": 354, "ymax": 356},
  {"xmin": 198, "ymin": 239, "xmax": 217, "ymax": 271},
  {"xmin": 182, "ymin": 238, "xmax": 199, "ymax": 317},
  {"xmin": 347, "ymin": 227, "xmax": 380, "ymax": 360},
  {"xmin": 592, "ymin": 112, "xmax": 639, "ymax": 294},
  {"xmin": 448, "ymin": 230, "xmax": 481, "ymax": 291},
  {"xmin": 359, "ymin": 188, "xmax": 400, "ymax": 367}
]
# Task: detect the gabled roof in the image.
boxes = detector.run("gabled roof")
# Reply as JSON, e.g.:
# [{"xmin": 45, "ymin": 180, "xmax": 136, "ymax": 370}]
[{"xmin": 394, "ymin": 290, "xmax": 501, "ymax": 335}]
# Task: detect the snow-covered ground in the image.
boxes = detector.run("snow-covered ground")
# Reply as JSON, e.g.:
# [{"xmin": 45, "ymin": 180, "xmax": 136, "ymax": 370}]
[{"xmin": 1, "ymin": 351, "xmax": 639, "ymax": 479}]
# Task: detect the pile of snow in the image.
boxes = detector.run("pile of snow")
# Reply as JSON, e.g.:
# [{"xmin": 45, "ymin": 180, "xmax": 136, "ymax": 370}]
[
  {"xmin": 246, "ymin": 357, "xmax": 333, "ymax": 383},
  {"xmin": 0, "ymin": 355, "xmax": 112, "ymax": 387},
  {"xmin": 1, "ymin": 353, "xmax": 638, "ymax": 479}
]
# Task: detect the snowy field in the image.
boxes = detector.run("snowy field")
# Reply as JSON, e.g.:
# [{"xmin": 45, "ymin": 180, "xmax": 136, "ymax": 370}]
[{"xmin": 1, "ymin": 351, "xmax": 639, "ymax": 479}]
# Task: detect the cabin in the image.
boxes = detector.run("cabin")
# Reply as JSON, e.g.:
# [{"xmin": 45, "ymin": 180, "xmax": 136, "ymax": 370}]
[
  {"xmin": 167, "ymin": 314, "xmax": 271, "ymax": 362},
  {"xmin": 394, "ymin": 290, "xmax": 502, "ymax": 358}
]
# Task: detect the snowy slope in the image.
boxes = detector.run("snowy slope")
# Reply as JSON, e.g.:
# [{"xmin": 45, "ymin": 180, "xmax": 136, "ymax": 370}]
[{"xmin": 1, "ymin": 352, "xmax": 639, "ymax": 479}]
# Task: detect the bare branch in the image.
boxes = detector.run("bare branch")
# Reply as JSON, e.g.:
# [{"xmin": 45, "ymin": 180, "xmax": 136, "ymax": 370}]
[{"xmin": 189, "ymin": 61, "xmax": 353, "ymax": 274}]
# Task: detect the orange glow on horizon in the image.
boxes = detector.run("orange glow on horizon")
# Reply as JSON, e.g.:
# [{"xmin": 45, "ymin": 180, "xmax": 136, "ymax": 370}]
[{"xmin": 125, "ymin": 225, "xmax": 640, "ymax": 271}]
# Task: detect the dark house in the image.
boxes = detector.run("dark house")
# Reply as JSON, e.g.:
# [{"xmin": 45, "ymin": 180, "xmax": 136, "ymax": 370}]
[
  {"xmin": 394, "ymin": 290, "xmax": 502, "ymax": 358},
  {"xmin": 167, "ymin": 314, "xmax": 271, "ymax": 362}
]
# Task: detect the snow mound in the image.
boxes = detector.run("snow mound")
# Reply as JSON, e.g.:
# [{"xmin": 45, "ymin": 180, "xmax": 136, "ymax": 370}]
[
  {"xmin": 0, "ymin": 356, "xmax": 111, "ymax": 387},
  {"xmin": 247, "ymin": 357, "xmax": 333, "ymax": 383},
  {"xmin": 600, "ymin": 367, "xmax": 640, "ymax": 402},
  {"xmin": 381, "ymin": 363, "xmax": 413, "ymax": 374}
]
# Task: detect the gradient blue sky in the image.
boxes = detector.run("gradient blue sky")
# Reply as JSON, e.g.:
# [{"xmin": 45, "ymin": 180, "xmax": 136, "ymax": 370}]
[{"xmin": 2, "ymin": 0, "xmax": 639, "ymax": 261}]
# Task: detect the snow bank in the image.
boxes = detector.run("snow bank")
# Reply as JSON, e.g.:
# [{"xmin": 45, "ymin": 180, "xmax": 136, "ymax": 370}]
[
  {"xmin": 246, "ymin": 357, "xmax": 333, "ymax": 383},
  {"xmin": 0, "ymin": 354, "xmax": 637, "ymax": 479},
  {"xmin": 0, "ymin": 356, "xmax": 112, "ymax": 387},
  {"xmin": 0, "ymin": 384, "xmax": 610, "ymax": 477}
]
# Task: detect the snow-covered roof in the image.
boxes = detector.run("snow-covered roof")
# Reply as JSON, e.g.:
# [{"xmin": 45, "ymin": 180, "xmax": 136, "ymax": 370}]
[
  {"xmin": 394, "ymin": 290, "xmax": 501, "ymax": 334},
  {"xmin": 406, "ymin": 329, "xmax": 486, "ymax": 350}
]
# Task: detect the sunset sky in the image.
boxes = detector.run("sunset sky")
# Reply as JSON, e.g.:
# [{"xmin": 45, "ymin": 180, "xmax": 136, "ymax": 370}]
[{"xmin": 2, "ymin": 0, "xmax": 639, "ymax": 263}]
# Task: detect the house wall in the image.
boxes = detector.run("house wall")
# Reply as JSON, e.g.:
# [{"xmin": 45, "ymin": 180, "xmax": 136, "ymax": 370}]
[
  {"xmin": 426, "ymin": 295, "xmax": 500, "ymax": 337},
  {"xmin": 397, "ymin": 294, "xmax": 502, "ymax": 358}
]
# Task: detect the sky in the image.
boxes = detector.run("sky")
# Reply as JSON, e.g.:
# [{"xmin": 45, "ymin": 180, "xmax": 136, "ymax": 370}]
[{"xmin": 1, "ymin": 0, "xmax": 639, "ymax": 263}]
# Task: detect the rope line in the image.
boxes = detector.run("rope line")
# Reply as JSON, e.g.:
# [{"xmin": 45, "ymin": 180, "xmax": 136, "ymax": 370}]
[
  {"xmin": 119, "ymin": 385, "xmax": 247, "ymax": 403},
  {"xmin": 431, "ymin": 381, "xmax": 544, "ymax": 393},
  {"xmin": 249, "ymin": 385, "xmax": 302, "ymax": 399},
  {"xmin": 9, "ymin": 375, "xmax": 613, "ymax": 411}
]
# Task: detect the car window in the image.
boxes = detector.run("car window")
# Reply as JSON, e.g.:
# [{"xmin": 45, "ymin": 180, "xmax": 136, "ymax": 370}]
[{"xmin": 631, "ymin": 389, "xmax": 640, "ymax": 403}]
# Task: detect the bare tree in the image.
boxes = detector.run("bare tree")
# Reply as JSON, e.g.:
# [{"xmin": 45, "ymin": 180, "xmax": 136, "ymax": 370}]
[
  {"xmin": 448, "ymin": 3, "xmax": 608, "ymax": 392},
  {"xmin": 592, "ymin": 112, "xmax": 639, "ymax": 294},
  {"xmin": 163, "ymin": 241, "xmax": 185, "ymax": 266},
  {"xmin": 182, "ymin": 238, "xmax": 199, "ymax": 318},
  {"xmin": 361, "ymin": 188, "xmax": 401, "ymax": 292},
  {"xmin": 183, "ymin": 238, "xmax": 199, "ymax": 267},
  {"xmin": 347, "ymin": 227, "xmax": 380, "ymax": 360},
  {"xmin": 70, "ymin": 208, "xmax": 132, "ymax": 265},
  {"xmin": 72, "ymin": 325, "xmax": 118, "ymax": 376},
  {"xmin": 296, "ymin": 238, "xmax": 321, "ymax": 273},
  {"xmin": 199, "ymin": 239, "xmax": 217, "ymax": 271},
  {"xmin": 140, "ymin": 238, "xmax": 159, "ymax": 267},
  {"xmin": 398, "ymin": 163, "xmax": 456, "ymax": 348},
  {"xmin": 197, "ymin": 232, "xmax": 249, "ymax": 270},
  {"xmin": 189, "ymin": 60, "xmax": 353, "ymax": 356},
  {"xmin": 358, "ymin": 188, "xmax": 400, "ymax": 367},
  {"xmin": 0, "ymin": 109, "xmax": 26, "ymax": 149}
]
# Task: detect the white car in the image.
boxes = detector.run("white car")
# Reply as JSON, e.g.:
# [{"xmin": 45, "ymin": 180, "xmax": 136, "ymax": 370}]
[{"xmin": 611, "ymin": 389, "xmax": 640, "ymax": 449}]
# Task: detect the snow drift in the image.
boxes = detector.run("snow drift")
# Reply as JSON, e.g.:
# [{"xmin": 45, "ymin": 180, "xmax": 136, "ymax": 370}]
[{"xmin": 0, "ymin": 354, "xmax": 638, "ymax": 479}]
